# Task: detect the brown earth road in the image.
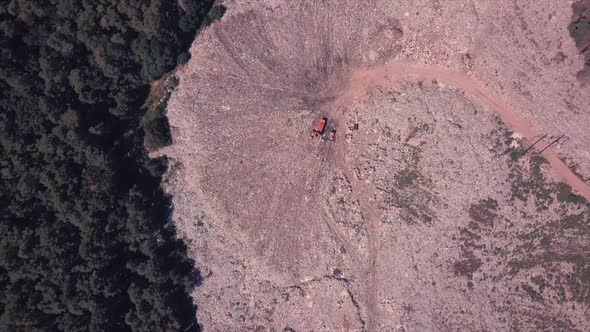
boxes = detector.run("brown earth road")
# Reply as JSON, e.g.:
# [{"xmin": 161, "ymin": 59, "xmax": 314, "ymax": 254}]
[
  {"xmin": 323, "ymin": 60, "xmax": 590, "ymax": 331},
  {"xmin": 334, "ymin": 60, "xmax": 590, "ymax": 202}
]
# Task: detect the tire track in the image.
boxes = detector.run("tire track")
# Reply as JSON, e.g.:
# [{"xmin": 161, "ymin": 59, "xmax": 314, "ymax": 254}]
[{"xmin": 327, "ymin": 118, "xmax": 381, "ymax": 331}]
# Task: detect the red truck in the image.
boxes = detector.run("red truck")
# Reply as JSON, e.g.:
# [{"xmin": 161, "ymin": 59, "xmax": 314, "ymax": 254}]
[
  {"xmin": 314, "ymin": 118, "xmax": 327, "ymax": 134},
  {"xmin": 309, "ymin": 117, "xmax": 336, "ymax": 141}
]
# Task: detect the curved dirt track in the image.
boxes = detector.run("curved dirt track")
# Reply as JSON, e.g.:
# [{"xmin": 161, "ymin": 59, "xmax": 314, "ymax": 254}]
[
  {"xmin": 326, "ymin": 60, "xmax": 590, "ymax": 330},
  {"xmin": 339, "ymin": 61, "xmax": 590, "ymax": 201},
  {"xmin": 162, "ymin": 1, "xmax": 590, "ymax": 330},
  {"xmin": 327, "ymin": 60, "xmax": 590, "ymax": 330}
]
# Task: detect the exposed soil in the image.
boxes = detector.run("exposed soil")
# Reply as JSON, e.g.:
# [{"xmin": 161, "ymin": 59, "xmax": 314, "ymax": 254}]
[{"xmin": 158, "ymin": 0, "xmax": 590, "ymax": 330}]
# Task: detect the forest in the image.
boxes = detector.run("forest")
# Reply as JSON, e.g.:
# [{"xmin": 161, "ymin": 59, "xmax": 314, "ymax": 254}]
[{"xmin": 0, "ymin": 0, "xmax": 222, "ymax": 330}]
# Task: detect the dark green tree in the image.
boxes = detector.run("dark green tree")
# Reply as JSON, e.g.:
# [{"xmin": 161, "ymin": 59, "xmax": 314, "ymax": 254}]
[{"xmin": 1, "ymin": 0, "xmax": 223, "ymax": 330}]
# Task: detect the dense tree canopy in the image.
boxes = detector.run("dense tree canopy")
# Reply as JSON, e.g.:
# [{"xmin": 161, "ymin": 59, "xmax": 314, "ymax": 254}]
[{"xmin": 0, "ymin": 0, "xmax": 222, "ymax": 330}]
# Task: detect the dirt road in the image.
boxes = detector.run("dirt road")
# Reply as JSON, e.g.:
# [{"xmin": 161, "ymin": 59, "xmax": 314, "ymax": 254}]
[{"xmin": 336, "ymin": 60, "xmax": 590, "ymax": 202}]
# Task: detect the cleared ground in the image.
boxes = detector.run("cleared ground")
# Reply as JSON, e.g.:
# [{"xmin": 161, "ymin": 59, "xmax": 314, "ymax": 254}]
[{"xmin": 159, "ymin": 0, "xmax": 590, "ymax": 330}]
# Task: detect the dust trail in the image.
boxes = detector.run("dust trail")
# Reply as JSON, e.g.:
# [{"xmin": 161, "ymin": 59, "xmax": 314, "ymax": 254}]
[{"xmin": 335, "ymin": 60, "xmax": 590, "ymax": 202}]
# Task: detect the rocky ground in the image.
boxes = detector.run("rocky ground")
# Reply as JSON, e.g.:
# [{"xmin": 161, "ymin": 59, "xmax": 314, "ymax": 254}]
[{"xmin": 157, "ymin": 0, "xmax": 590, "ymax": 330}]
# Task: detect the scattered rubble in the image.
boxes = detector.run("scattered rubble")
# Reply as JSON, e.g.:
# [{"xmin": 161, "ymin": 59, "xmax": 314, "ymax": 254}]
[{"xmin": 161, "ymin": 0, "xmax": 590, "ymax": 330}]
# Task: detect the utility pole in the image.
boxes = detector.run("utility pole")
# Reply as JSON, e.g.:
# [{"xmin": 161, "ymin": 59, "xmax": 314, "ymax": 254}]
[
  {"xmin": 521, "ymin": 134, "xmax": 547, "ymax": 156},
  {"xmin": 539, "ymin": 135, "xmax": 565, "ymax": 154}
]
